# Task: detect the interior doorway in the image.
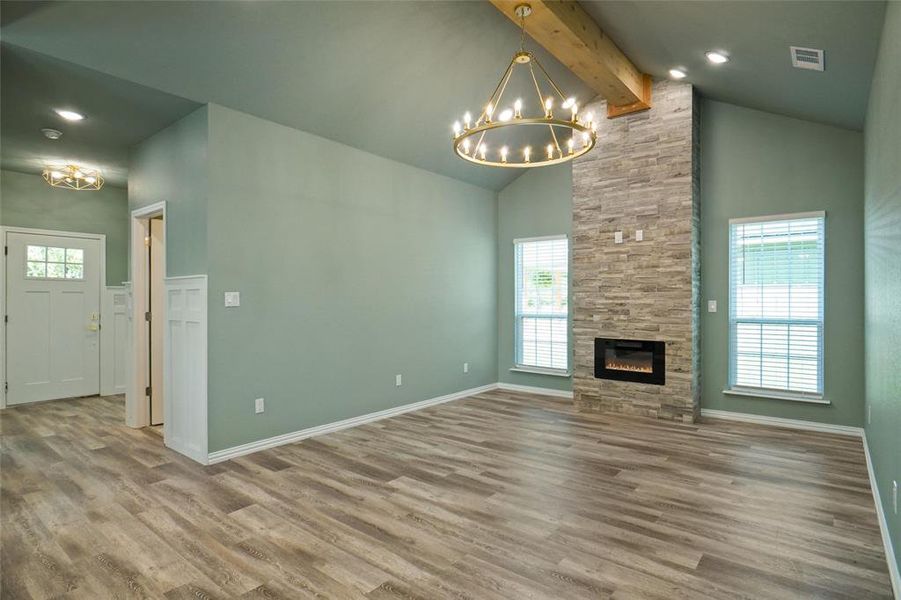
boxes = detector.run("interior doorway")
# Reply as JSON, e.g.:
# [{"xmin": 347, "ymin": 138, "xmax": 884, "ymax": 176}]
[
  {"xmin": 127, "ymin": 202, "xmax": 166, "ymax": 431},
  {"xmin": 148, "ymin": 217, "xmax": 165, "ymax": 425}
]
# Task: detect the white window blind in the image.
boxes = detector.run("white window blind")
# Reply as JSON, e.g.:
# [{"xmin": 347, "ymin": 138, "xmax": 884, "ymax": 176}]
[
  {"xmin": 515, "ymin": 236, "xmax": 569, "ymax": 372},
  {"xmin": 729, "ymin": 213, "xmax": 825, "ymax": 396}
]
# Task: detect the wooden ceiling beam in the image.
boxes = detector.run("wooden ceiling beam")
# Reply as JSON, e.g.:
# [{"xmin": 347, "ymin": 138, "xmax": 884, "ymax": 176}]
[{"xmin": 489, "ymin": 0, "xmax": 651, "ymax": 117}]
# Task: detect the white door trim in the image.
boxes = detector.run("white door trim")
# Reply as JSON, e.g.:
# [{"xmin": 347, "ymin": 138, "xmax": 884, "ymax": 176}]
[
  {"xmin": 1, "ymin": 226, "xmax": 107, "ymax": 409},
  {"xmin": 127, "ymin": 201, "xmax": 166, "ymax": 428}
]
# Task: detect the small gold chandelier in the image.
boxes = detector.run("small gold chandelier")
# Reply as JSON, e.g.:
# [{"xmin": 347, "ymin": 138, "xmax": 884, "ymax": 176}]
[
  {"xmin": 42, "ymin": 164, "xmax": 104, "ymax": 191},
  {"xmin": 451, "ymin": 3, "xmax": 597, "ymax": 169}
]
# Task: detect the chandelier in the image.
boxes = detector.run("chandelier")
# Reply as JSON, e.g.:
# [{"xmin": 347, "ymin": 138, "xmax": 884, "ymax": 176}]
[
  {"xmin": 42, "ymin": 164, "xmax": 104, "ymax": 191},
  {"xmin": 451, "ymin": 3, "xmax": 597, "ymax": 169}
]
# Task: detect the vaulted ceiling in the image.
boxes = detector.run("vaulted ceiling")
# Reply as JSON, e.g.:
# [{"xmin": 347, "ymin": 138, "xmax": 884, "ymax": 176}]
[{"xmin": 0, "ymin": 0, "xmax": 887, "ymax": 191}]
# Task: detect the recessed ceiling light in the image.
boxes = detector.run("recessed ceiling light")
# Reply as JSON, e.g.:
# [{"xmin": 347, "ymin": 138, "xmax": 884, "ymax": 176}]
[
  {"xmin": 669, "ymin": 68, "xmax": 687, "ymax": 80},
  {"xmin": 54, "ymin": 109, "xmax": 84, "ymax": 121},
  {"xmin": 706, "ymin": 51, "xmax": 729, "ymax": 64}
]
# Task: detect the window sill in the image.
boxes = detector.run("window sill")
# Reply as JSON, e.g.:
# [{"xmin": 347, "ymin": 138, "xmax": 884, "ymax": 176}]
[
  {"xmin": 510, "ymin": 366, "xmax": 571, "ymax": 378},
  {"xmin": 723, "ymin": 388, "xmax": 829, "ymax": 405}
]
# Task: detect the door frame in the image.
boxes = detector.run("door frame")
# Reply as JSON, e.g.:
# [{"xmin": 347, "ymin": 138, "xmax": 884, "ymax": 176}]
[
  {"xmin": 127, "ymin": 201, "xmax": 166, "ymax": 428},
  {"xmin": 1, "ymin": 226, "xmax": 107, "ymax": 409}
]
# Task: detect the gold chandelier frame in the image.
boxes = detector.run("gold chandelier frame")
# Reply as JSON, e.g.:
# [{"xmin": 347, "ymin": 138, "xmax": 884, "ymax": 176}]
[
  {"xmin": 42, "ymin": 164, "xmax": 105, "ymax": 191},
  {"xmin": 451, "ymin": 4, "xmax": 597, "ymax": 169}
]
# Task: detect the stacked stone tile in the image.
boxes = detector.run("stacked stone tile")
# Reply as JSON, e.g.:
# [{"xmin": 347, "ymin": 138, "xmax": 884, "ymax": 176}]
[{"xmin": 571, "ymin": 79, "xmax": 700, "ymax": 423}]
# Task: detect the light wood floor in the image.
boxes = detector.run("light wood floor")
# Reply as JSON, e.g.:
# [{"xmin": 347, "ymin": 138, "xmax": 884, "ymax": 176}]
[{"xmin": 0, "ymin": 390, "xmax": 893, "ymax": 599}]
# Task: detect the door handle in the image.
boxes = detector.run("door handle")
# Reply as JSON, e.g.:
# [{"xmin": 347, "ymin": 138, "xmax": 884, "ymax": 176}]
[{"xmin": 87, "ymin": 323, "xmax": 99, "ymax": 332}]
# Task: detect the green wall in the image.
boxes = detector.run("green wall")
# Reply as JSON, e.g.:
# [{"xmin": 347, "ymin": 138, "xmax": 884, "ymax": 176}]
[
  {"xmin": 0, "ymin": 169, "xmax": 129, "ymax": 286},
  {"xmin": 129, "ymin": 105, "xmax": 210, "ymax": 278},
  {"xmin": 864, "ymin": 0, "xmax": 901, "ymax": 575},
  {"xmin": 204, "ymin": 104, "xmax": 497, "ymax": 452},
  {"xmin": 496, "ymin": 164, "xmax": 572, "ymax": 391},
  {"xmin": 700, "ymin": 100, "xmax": 865, "ymax": 426}
]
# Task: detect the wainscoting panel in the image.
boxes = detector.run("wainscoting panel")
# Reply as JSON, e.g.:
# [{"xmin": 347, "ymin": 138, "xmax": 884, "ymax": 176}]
[
  {"xmin": 100, "ymin": 286, "xmax": 129, "ymax": 396},
  {"xmin": 163, "ymin": 275, "xmax": 208, "ymax": 464}
]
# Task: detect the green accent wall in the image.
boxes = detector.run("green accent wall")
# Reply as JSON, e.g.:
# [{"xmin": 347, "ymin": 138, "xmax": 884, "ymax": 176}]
[
  {"xmin": 204, "ymin": 104, "xmax": 497, "ymax": 452},
  {"xmin": 496, "ymin": 165, "xmax": 572, "ymax": 391},
  {"xmin": 864, "ymin": 0, "xmax": 901, "ymax": 576},
  {"xmin": 700, "ymin": 100, "xmax": 865, "ymax": 426},
  {"xmin": 0, "ymin": 169, "xmax": 129, "ymax": 286},
  {"xmin": 128, "ymin": 105, "xmax": 210, "ymax": 278}
]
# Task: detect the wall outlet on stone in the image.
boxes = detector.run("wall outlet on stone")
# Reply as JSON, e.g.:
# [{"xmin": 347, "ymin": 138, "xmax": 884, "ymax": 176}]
[{"xmin": 614, "ymin": 231, "xmax": 623, "ymax": 244}]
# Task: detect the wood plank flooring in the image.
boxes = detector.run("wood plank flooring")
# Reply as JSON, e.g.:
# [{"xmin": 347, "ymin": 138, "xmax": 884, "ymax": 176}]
[{"xmin": 0, "ymin": 390, "xmax": 893, "ymax": 599}]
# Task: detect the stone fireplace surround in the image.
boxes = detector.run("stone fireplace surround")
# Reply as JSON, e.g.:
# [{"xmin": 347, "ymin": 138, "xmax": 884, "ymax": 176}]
[{"xmin": 571, "ymin": 79, "xmax": 700, "ymax": 423}]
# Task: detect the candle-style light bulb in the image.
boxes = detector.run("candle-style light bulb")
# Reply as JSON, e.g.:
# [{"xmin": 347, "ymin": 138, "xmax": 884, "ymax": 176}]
[
  {"xmin": 582, "ymin": 131, "xmax": 590, "ymax": 146},
  {"xmin": 462, "ymin": 139, "xmax": 471, "ymax": 154},
  {"xmin": 567, "ymin": 138, "xmax": 575, "ymax": 154},
  {"xmin": 544, "ymin": 97, "xmax": 554, "ymax": 118},
  {"xmin": 453, "ymin": 121, "xmax": 461, "ymax": 137},
  {"xmin": 546, "ymin": 144, "xmax": 554, "ymax": 159},
  {"xmin": 479, "ymin": 144, "xmax": 487, "ymax": 160},
  {"xmin": 585, "ymin": 112, "xmax": 594, "ymax": 127},
  {"xmin": 500, "ymin": 146, "xmax": 509, "ymax": 163},
  {"xmin": 570, "ymin": 103, "xmax": 579, "ymax": 122},
  {"xmin": 514, "ymin": 98, "xmax": 523, "ymax": 118},
  {"xmin": 523, "ymin": 146, "xmax": 531, "ymax": 162},
  {"xmin": 498, "ymin": 109, "xmax": 514, "ymax": 122},
  {"xmin": 463, "ymin": 112, "xmax": 472, "ymax": 129},
  {"xmin": 485, "ymin": 102, "xmax": 494, "ymax": 122},
  {"xmin": 562, "ymin": 97, "xmax": 575, "ymax": 109}
]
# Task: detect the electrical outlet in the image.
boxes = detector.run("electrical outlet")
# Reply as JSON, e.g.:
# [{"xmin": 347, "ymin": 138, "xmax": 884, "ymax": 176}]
[
  {"xmin": 614, "ymin": 231, "xmax": 623, "ymax": 244},
  {"xmin": 635, "ymin": 229, "xmax": 644, "ymax": 242},
  {"xmin": 395, "ymin": 374, "xmax": 403, "ymax": 387},
  {"xmin": 463, "ymin": 362, "xmax": 469, "ymax": 374},
  {"xmin": 893, "ymin": 480, "xmax": 898, "ymax": 514},
  {"xmin": 254, "ymin": 397, "xmax": 264, "ymax": 414},
  {"xmin": 707, "ymin": 300, "xmax": 717, "ymax": 313}
]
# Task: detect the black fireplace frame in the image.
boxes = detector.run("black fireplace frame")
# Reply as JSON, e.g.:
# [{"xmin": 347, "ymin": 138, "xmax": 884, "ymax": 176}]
[{"xmin": 594, "ymin": 338, "xmax": 666, "ymax": 385}]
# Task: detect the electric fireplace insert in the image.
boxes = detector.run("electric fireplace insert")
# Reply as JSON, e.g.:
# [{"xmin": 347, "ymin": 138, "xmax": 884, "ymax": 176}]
[{"xmin": 594, "ymin": 338, "xmax": 665, "ymax": 385}]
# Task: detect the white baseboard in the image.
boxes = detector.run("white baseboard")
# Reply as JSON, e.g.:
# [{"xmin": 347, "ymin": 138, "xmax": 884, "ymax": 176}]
[
  {"xmin": 863, "ymin": 432, "xmax": 901, "ymax": 599},
  {"xmin": 207, "ymin": 383, "xmax": 498, "ymax": 464},
  {"xmin": 496, "ymin": 382, "xmax": 574, "ymax": 399},
  {"xmin": 700, "ymin": 408, "xmax": 864, "ymax": 437}
]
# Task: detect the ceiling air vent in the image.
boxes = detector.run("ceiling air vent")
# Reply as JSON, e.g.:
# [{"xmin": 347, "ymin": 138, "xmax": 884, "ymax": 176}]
[{"xmin": 790, "ymin": 46, "xmax": 825, "ymax": 71}]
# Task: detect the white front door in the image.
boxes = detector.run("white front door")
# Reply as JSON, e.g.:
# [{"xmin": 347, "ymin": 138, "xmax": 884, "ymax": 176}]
[{"xmin": 6, "ymin": 231, "xmax": 102, "ymax": 405}]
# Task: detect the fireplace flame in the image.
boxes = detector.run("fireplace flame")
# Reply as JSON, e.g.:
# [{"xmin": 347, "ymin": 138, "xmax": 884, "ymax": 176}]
[{"xmin": 605, "ymin": 361, "xmax": 653, "ymax": 374}]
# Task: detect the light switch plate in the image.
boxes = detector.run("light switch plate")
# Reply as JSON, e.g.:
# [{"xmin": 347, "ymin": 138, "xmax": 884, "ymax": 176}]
[
  {"xmin": 614, "ymin": 231, "xmax": 623, "ymax": 244},
  {"xmin": 463, "ymin": 362, "xmax": 469, "ymax": 374},
  {"xmin": 224, "ymin": 291, "xmax": 240, "ymax": 307},
  {"xmin": 707, "ymin": 300, "xmax": 717, "ymax": 313},
  {"xmin": 395, "ymin": 374, "xmax": 403, "ymax": 387},
  {"xmin": 635, "ymin": 229, "xmax": 644, "ymax": 242},
  {"xmin": 254, "ymin": 397, "xmax": 264, "ymax": 414}
]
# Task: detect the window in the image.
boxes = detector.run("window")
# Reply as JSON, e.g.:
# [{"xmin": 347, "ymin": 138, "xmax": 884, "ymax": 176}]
[
  {"xmin": 26, "ymin": 245, "xmax": 84, "ymax": 280},
  {"xmin": 728, "ymin": 213, "xmax": 824, "ymax": 397},
  {"xmin": 515, "ymin": 235, "xmax": 569, "ymax": 373}
]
